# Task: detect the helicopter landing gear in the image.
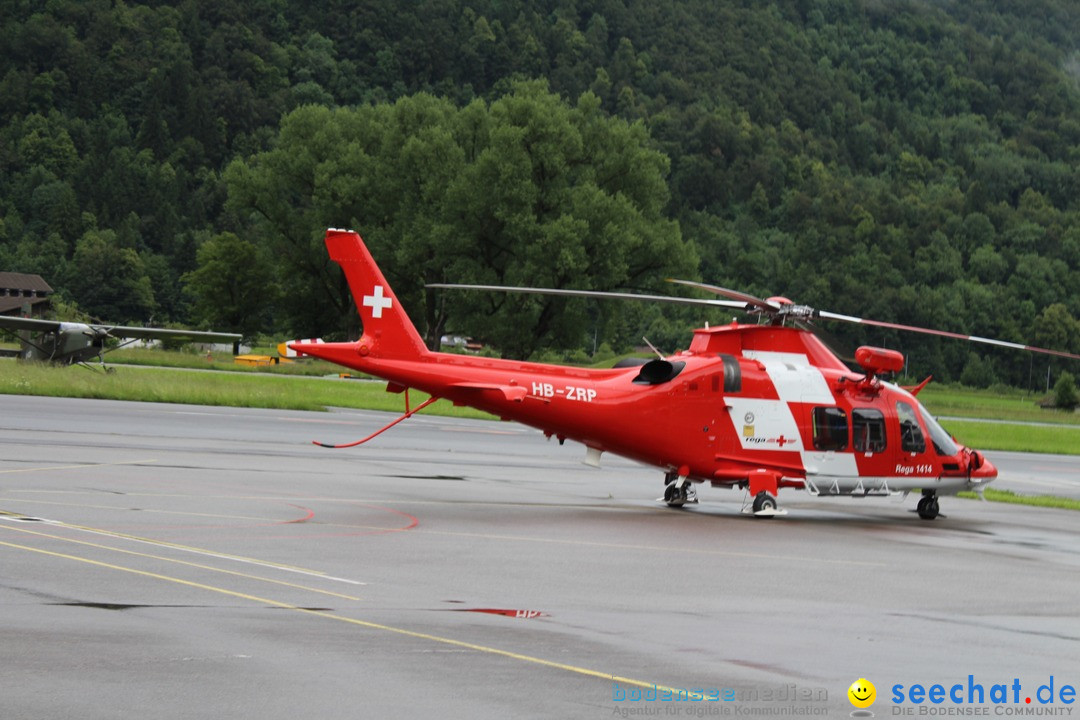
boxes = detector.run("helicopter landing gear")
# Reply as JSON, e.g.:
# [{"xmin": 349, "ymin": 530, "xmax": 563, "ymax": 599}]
[
  {"xmin": 742, "ymin": 470, "xmax": 787, "ymax": 517},
  {"xmin": 916, "ymin": 492, "xmax": 940, "ymax": 521},
  {"xmin": 739, "ymin": 490, "xmax": 787, "ymax": 517},
  {"xmin": 661, "ymin": 473, "xmax": 698, "ymax": 508},
  {"xmin": 752, "ymin": 491, "xmax": 778, "ymax": 513}
]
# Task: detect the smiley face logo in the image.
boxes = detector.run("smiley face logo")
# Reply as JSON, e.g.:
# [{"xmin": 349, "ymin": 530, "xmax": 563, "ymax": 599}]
[{"xmin": 848, "ymin": 678, "xmax": 876, "ymax": 709}]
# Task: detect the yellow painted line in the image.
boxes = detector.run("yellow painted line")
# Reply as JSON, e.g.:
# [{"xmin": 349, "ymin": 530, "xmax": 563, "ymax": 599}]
[
  {"xmin": 0, "ymin": 539, "xmax": 673, "ymax": 692},
  {"xmin": 64, "ymin": 522, "xmax": 363, "ymax": 583},
  {"xmin": 112, "ymin": 506, "xmax": 310, "ymax": 523},
  {"xmin": 0, "ymin": 510, "xmax": 360, "ymax": 584},
  {"xmin": 2, "ymin": 499, "xmax": 406, "ymax": 537},
  {"xmin": 0, "ymin": 524, "xmax": 361, "ymax": 601},
  {"xmin": 1, "ymin": 497, "xmax": 281, "ymax": 522},
  {"xmin": 0, "ymin": 459, "xmax": 158, "ymax": 475}
]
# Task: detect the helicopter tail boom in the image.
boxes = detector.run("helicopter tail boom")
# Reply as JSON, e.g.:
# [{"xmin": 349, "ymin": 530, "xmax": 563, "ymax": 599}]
[{"xmin": 292, "ymin": 229, "xmax": 429, "ymax": 363}]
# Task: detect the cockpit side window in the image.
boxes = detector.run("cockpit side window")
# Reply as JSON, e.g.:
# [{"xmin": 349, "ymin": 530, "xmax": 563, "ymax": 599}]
[
  {"xmin": 812, "ymin": 407, "xmax": 848, "ymax": 451},
  {"xmin": 916, "ymin": 403, "xmax": 960, "ymax": 456},
  {"xmin": 852, "ymin": 408, "xmax": 886, "ymax": 453},
  {"xmin": 896, "ymin": 401, "xmax": 926, "ymax": 453}
]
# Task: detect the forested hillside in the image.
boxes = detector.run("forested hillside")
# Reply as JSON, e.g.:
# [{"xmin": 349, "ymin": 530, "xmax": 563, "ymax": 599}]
[{"xmin": 2, "ymin": 0, "xmax": 1079, "ymax": 386}]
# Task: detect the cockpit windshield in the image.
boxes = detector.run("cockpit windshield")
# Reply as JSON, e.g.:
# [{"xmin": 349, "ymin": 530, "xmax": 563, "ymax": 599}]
[{"xmin": 915, "ymin": 400, "xmax": 960, "ymax": 456}]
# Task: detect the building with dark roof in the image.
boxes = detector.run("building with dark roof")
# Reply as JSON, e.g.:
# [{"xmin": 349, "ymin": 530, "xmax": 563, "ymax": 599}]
[{"xmin": 0, "ymin": 272, "xmax": 53, "ymax": 317}]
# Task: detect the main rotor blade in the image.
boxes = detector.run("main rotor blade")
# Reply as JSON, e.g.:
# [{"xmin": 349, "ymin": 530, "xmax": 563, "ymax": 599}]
[
  {"xmin": 425, "ymin": 283, "xmax": 748, "ymax": 311},
  {"xmin": 665, "ymin": 280, "xmax": 780, "ymax": 313},
  {"xmin": 817, "ymin": 310, "xmax": 1080, "ymax": 361}
]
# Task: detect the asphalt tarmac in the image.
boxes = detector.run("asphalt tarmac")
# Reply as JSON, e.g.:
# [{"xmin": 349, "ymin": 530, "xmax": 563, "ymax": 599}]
[{"xmin": 1, "ymin": 395, "xmax": 1078, "ymax": 719}]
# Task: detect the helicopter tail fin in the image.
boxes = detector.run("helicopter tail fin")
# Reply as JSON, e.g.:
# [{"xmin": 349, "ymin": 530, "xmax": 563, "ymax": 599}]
[{"xmin": 292, "ymin": 229, "xmax": 429, "ymax": 363}]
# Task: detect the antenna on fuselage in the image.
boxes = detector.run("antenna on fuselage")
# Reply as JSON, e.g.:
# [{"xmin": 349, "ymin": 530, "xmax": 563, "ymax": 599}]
[{"xmin": 642, "ymin": 336, "xmax": 665, "ymax": 360}]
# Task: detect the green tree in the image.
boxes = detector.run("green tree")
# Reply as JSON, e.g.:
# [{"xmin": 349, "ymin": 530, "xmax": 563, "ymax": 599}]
[
  {"xmin": 967, "ymin": 245, "xmax": 1008, "ymax": 284},
  {"xmin": 182, "ymin": 232, "xmax": 275, "ymax": 338},
  {"xmin": 1053, "ymin": 371, "xmax": 1078, "ymax": 410},
  {"xmin": 1032, "ymin": 303, "xmax": 1080, "ymax": 355},
  {"xmin": 64, "ymin": 229, "xmax": 155, "ymax": 323},
  {"xmin": 225, "ymin": 81, "xmax": 696, "ymax": 357},
  {"xmin": 959, "ymin": 352, "xmax": 997, "ymax": 388}
]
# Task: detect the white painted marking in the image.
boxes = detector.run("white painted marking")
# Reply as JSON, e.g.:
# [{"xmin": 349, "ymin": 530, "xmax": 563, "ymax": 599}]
[
  {"xmin": 802, "ymin": 451, "xmax": 859, "ymax": 477},
  {"xmin": 745, "ymin": 350, "xmax": 833, "ymax": 404},
  {"xmin": 56, "ymin": 522, "xmax": 366, "ymax": 586},
  {"xmin": 0, "ymin": 459, "xmax": 158, "ymax": 475},
  {"xmin": 726, "ymin": 398, "xmax": 802, "ymax": 452},
  {"xmin": 362, "ymin": 285, "xmax": 393, "ymax": 319},
  {"xmin": 743, "ymin": 350, "xmax": 809, "ymax": 366}
]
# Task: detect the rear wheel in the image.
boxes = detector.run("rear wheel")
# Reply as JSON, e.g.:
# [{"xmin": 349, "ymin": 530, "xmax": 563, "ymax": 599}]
[
  {"xmin": 752, "ymin": 491, "xmax": 777, "ymax": 513},
  {"xmin": 663, "ymin": 477, "xmax": 697, "ymax": 507}
]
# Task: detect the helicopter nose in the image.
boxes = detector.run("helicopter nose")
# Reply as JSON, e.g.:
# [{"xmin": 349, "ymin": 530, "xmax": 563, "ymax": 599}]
[{"xmin": 969, "ymin": 451, "xmax": 997, "ymax": 482}]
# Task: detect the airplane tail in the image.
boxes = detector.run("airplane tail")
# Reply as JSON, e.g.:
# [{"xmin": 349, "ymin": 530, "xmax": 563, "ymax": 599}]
[{"xmin": 292, "ymin": 229, "xmax": 428, "ymax": 363}]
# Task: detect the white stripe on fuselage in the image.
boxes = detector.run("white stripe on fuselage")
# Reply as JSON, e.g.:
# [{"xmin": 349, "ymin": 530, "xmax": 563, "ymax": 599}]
[
  {"xmin": 743, "ymin": 350, "xmax": 833, "ymax": 404},
  {"xmin": 737, "ymin": 351, "xmax": 858, "ymax": 478}
]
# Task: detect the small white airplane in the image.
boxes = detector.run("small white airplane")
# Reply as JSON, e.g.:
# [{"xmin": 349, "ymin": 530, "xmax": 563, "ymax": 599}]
[{"xmin": 0, "ymin": 315, "xmax": 241, "ymax": 367}]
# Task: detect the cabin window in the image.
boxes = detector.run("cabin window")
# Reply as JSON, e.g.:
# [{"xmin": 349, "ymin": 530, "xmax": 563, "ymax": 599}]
[
  {"xmin": 852, "ymin": 409, "xmax": 886, "ymax": 453},
  {"xmin": 896, "ymin": 401, "xmax": 926, "ymax": 453},
  {"xmin": 812, "ymin": 407, "xmax": 848, "ymax": 451}
]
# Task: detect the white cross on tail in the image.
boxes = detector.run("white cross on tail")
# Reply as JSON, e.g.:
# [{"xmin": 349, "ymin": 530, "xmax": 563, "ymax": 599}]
[{"xmin": 362, "ymin": 285, "xmax": 393, "ymax": 318}]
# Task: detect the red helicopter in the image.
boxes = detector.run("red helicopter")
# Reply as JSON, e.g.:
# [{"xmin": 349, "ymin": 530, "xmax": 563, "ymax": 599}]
[{"xmin": 292, "ymin": 229, "xmax": 1077, "ymax": 520}]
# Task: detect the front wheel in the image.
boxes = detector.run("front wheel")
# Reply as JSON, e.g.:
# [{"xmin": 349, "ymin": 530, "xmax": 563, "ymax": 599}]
[
  {"xmin": 916, "ymin": 494, "xmax": 939, "ymax": 520},
  {"xmin": 663, "ymin": 482, "xmax": 684, "ymax": 507}
]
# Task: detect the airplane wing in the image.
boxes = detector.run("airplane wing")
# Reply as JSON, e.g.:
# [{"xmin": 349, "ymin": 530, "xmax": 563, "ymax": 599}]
[
  {"xmin": 88, "ymin": 325, "xmax": 242, "ymax": 343},
  {"xmin": 0, "ymin": 316, "xmax": 63, "ymax": 333},
  {"xmin": 0, "ymin": 315, "xmax": 240, "ymax": 343}
]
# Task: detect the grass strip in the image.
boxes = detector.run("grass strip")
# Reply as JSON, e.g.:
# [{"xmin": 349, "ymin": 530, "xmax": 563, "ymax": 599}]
[
  {"xmin": 106, "ymin": 347, "xmax": 343, "ymax": 376},
  {"xmin": 0, "ymin": 362, "xmax": 493, "ymax": 419},
  {"xmin": 918, "ymin": 385, "xmax": 1080, "ymax": 426},
  {"xmin": 957, "ymin": 488, "xmax": 1080, "ymax": 511},
  {"xmin": 939, "ymin": 419, "xmax": 1080, "ymax": 456}
]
